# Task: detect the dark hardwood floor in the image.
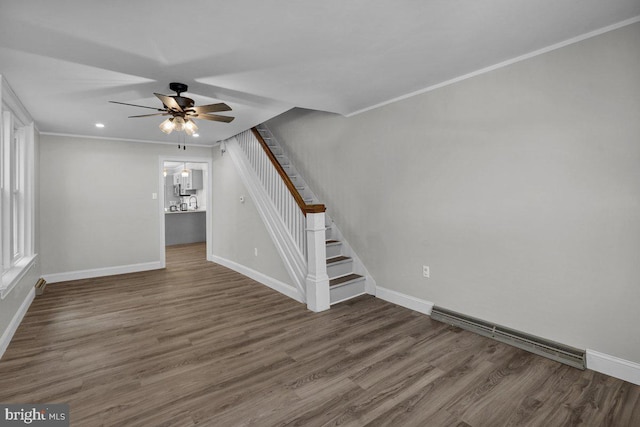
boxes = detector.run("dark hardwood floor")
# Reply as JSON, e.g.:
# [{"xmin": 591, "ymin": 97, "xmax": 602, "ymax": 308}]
[{"xmin": 1, "ymin": 243, "xmax": 638, "ymax": 426}]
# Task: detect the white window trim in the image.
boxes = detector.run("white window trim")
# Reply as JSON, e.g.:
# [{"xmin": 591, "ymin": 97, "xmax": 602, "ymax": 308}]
[
  {"xmin": 11, "ymin": 126, "xmax": 26, "ymax": 263},
  {"xmin": 0, "ymin": 76, "xmax": 36, "ymax": 299},
  {"xmin": 1, "ymin": 254, "xmax": 37, "ymax": 299}
]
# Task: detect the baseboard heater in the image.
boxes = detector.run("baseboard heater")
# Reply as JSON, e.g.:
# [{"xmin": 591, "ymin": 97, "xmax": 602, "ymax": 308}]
[
  {"xmin": 430, "ymin": 306, "xmax": 586, "ymax": 370},
  {"xmin": 35, "ymin": 278, "xmax": 47, "ymax": 296}
]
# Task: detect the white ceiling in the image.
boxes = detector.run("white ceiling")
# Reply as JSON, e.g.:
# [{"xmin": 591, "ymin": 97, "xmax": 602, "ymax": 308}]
[{"xmin": 1, "ymin": 1, "xmax": 638, "ymax": 146}]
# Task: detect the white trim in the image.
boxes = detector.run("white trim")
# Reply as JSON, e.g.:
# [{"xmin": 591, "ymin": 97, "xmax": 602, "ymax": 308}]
[
  {"xmin": 305, "ymin": 212, "xmax": 330, "ymax": 312},
  {"xmin": 42, "ymin": 261, "xmax": 162, "ymax": 284},
  {"xmin": 586, "ymin": 349, "xmax": 640, "ymax": 386},
  {"xmin": 373, "ymin": 284, "xmax": 640, "ymax": 386},
  {"xmin": 331, "ymin": 292, "xmax": 367, "ymax": 306},
  {"xmin": 1, "ymin": 77, "xmax": 32, "ymax": 125},
  {"xmin": 158, "ymin": 155, "xmax": 213, "ymax": 270},
  {"xmin": 40, "ymin": 132, "xmax": 217, "ymax": 147},
  {"xmin": 0, "ymin": 287, "xmax": 34, "ymax": 360},
  {"xmin": 23, "ymin": 123, "xmax": 35, "ymax": 258},
  {"xmin": 376, "ymin": 286, "xmax": 434, "ymax": 315},
  {"xmin": 1, "ymin": 254, "xmax": 37, "ymax": 299},
  {"xmin": 347, "ymin": 16, "xmax": 640, "ymax": 117},
  {"xmin": 225, "ymin": 136, "xmax": 308, "ymax": 299},
  {"xmin": 209, "ymin": 253, "xmax": 304, "ymax": 304}
]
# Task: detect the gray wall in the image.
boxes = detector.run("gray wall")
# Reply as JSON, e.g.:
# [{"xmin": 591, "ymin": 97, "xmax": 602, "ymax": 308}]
[
  {"xmin": 211, "ymin": 147, "xmax": 294, "ymax": 287},
  {"xmin": 39, "ymin": 135, "xmax": 212, "ymax": 275},
  {"xmin": 266, "ymin": 23, "xmax": 640, "ymax": 363}
]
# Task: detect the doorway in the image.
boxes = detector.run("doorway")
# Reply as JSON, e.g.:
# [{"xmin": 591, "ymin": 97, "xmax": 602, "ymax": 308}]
[{"xmin": 159, "ymin": 157, "xmax": 213, "ymax": 266}]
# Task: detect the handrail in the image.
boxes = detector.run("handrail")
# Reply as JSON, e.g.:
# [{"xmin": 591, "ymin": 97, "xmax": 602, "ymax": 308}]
[{"xmin": 251, "ymin": 127, "xmax": 325, "ymax": 216}]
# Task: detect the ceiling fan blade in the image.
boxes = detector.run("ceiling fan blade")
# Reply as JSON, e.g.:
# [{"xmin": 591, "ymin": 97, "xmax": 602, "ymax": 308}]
[
  {"xmin": 154, "ymin": 93, "xmax": 183, "ymax": 112},
  {"xmin": 190, "ymin": 103, "xmax": 232, "ymax": 114},
  {"xmin": 193, "ymin": 114, "xmax": 235, "ymax": 123},
  {"xmin": 109, "ymin": 101, "xmax": 165, "ymax": 111},
  {"xmin": 128, "ymin": 113, "xmax": 170, "ymax": 118}
]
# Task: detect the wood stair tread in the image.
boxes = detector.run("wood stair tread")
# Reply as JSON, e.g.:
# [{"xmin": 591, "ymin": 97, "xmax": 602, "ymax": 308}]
[
  {"xmin": 326, "ymin": 255, "xmax": 350, "ymax": 264},
  {"xmin": 326, "ymin": 239, "xmax": 340, "ymax": 244},
  {"xmin": 330, "ymin": 273, "xmax": 364, "ymax": 287}
]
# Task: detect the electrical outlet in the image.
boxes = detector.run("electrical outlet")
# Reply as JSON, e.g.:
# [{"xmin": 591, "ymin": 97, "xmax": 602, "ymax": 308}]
[
  {"xmin": 254, "ymin": 247, "xmax": 258, "ymax": 257},
  {"xmin": 423, "ymin": 265, "xmax": 430, "ymax": 278}
]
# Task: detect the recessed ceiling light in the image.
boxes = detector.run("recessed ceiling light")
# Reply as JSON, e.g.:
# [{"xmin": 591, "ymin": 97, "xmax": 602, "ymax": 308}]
[
  {"xmin": 192, "ymin": 133, "xmax": 199, "ymax": 137},
  {"xmin": 95, "ymin": 123, "xmax": 105, "ymax": 128}
]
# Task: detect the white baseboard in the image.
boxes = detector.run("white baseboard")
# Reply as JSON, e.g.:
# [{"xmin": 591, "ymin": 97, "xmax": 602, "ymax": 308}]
[
  {"xmin": 0, "ymin": 288, "xmax": 35, "ymax": 360},
  {"xmin": 374, "ymin": 287, "xmax": 640, "ymax": 386},
  {"xmin": 587, "ymin": 349, "xmax": 640, "ymax": 386},
  {"xmin": 209, "ymin": 254, "xmax": 304, "ymax": 304},
  {"xmin": 42, "ymin": 261, "xmax": 163, "ymax": 284},
  {"xmin": 376, "ymin": 286, "xmax": 434, "ymax": 315}
]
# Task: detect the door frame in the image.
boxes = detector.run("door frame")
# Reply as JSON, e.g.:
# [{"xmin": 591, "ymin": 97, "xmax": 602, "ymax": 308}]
[{"xmin": 158, "ymin": 155, "xmax": 213, "ymax": 267}]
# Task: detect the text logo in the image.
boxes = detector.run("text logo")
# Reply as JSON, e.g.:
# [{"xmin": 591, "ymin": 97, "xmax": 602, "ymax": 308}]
[{"xmin": 1, "ymin": 404, "xmax": 68, "ymax": 426}]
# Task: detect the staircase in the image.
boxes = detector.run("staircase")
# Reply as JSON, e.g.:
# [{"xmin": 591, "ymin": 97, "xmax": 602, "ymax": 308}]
[{"xmin": 253, "ymin": 125, "xmax": 368, "ymax": 305}]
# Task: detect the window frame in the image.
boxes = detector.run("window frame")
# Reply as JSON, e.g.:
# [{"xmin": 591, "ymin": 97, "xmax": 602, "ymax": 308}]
[{"xmin": 1, "ymin": 76, "xmax": 37, "ymax": 299}]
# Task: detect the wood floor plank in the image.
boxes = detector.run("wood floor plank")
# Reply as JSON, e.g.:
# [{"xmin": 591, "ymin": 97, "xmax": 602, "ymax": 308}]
[{"xmin": 1, "ymin": 243, "xmax": 639, "ymax": 426}]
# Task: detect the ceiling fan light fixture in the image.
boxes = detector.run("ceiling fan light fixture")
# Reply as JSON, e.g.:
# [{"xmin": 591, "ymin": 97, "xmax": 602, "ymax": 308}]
[
  {"xmin": 159, "ymin": 118, "xmax": 174, "ymax": 134},
  {"xmin": 111, "ymin": 83, "xmax": 235, "ymax": 136},
  {"xmin": 184, "ymin": 119, "xmax": 198, "ymax": 136},
  {"xmin": 173, "ymin": 116, "xmax": 185, "ymax": 131}
]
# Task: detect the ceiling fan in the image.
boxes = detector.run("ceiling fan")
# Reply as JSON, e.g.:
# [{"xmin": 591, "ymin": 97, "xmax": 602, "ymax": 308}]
[{"xmin": 110, "ymin": 82, "xmax": 234, "ymax": 136}]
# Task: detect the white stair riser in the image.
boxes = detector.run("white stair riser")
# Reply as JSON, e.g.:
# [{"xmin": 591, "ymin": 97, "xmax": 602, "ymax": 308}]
[
  {"xmin": 330, "ymin": 279, "xmax": 366, "ymax": 305},
  {"xmin": 326, "ymin": 243, "xmax": 342, "ymax": 258},
  {"xmin": 327, "ymin": 259, "xmax": 353, "ymax": 277},
  {"xmin": 325, "ymin": 227, "xmax": 333, "ymax": 240}
]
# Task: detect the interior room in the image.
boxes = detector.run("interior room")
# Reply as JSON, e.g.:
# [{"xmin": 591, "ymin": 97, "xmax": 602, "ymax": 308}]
[
  {"xmin": 163, "ymin": 161, "xmax": 208, "ymax": 249},
  {"xmin": 1, "ymin": 1, "xmax": 639, "ymax": 425}
]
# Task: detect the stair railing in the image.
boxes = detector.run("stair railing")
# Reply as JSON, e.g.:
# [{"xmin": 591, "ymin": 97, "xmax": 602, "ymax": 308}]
[{"xmin": 231, "ymin": 128, "xmax": 330, "ymax": 311}]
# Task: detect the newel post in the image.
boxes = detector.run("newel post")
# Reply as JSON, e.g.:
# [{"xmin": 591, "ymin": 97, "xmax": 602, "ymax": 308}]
[{"xmin": 305, "ymin": 212, "xmax": 330, "ymax": 312}]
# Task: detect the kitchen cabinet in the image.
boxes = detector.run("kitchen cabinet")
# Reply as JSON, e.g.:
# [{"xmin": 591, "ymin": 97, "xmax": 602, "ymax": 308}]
[
  {"xmin": 165, "ymin": 211, "xmax": 206, "ymax": 245},
  {"xmin": 183, "ymin": 169, "xmax": 203, "ymax": 190},
  {"xmin": 174, "ymin": 169, "xmax": 203, "ymax": 190}
]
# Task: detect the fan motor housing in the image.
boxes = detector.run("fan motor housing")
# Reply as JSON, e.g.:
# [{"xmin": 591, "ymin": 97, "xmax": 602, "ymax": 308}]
[
  {"xmin": 173, "ymin": 96, "xmax": 195, "ymax": 110},
  {"xmin": 168, "ymin": 83, "xmax": 194, "ymax": 111},
  {"xmin": 169, "ymin": 82, "xmax": 189, "ymax": 95}
]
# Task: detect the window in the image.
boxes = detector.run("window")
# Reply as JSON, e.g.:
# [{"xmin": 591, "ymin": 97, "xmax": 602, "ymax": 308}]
[
  {"xmin": 1, "ymin": 76, "xmax": 36, "ymax": 298},
  {"xmin": 12, "ymin": 127, "xmax": 25, "ymax": 262}
]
